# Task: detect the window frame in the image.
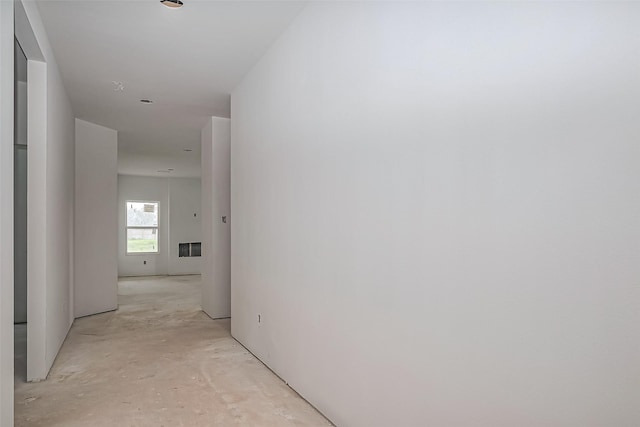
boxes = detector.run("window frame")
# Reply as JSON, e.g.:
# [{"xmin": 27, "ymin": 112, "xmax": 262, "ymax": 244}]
[{"xmin": 125, "ymin": 200, "xmax": 160, "ymax": 255}]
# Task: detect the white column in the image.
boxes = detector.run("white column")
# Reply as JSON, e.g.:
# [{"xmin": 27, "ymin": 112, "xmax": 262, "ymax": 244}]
[
  {"xmin": 74, "ymin": 119, "xmax": 118, "ymax": 318},
  {"xmin": 201, "ymin": 117, "xmax": 231, "ymax": 319}
]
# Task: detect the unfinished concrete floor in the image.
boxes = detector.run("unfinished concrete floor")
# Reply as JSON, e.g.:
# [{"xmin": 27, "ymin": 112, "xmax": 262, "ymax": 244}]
[{"xmin": 15, "ymin": 275, "xmax": 332, "ymax": 427}]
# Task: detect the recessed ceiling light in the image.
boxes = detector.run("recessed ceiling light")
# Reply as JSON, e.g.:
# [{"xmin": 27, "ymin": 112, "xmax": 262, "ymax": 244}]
[
  {"xmin": 183, "ymin": 149, "xmax": 193, "ymax": 152},
  {"xmin": 160, "ymin": 0, "xmax": 183, "ymax": 9},
  {"xmin": 140, "ymin": 99, "xmax": 153, "ymax": 104}
]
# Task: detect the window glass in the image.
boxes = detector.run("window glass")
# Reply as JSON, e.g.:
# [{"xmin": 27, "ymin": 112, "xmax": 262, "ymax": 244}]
[
  {"xmin": 127, "ymin": 202, "xmax": 158, "ymax": 227},
  {"xmin": 127, "ymin": 228, "xmax": 158, "ymax": 253},
  {"xmin": 126, "ymin": 201, "xmax": 159, "ymax": 254}
]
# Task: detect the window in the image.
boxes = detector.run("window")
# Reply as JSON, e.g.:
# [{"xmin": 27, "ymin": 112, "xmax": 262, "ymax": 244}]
[{"xmin": 126, "ymin": 201, "xmax": 159, "ymax": 254}]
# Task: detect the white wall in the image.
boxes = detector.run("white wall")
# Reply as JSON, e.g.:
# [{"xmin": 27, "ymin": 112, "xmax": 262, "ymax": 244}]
[
  {"xmin": 118, "ymin": 175, "xmax": 201, "ymax": 277},
  {"xmin": 26, "ymin": 57, "xmax": 47, "ymax": 381},
  {"xmin": 201, "ymin": 117, "xmax": 230, "ymax": 319},
  {"xmin": 168, "ymin": 178, "xmax": 202, "ymax": 275},
  {"xmin": 0, "ymin": 1, "xmax": 15, "ymax": 423},
  {"xmin": 14, "ymin": 0, "xmax": 76, "ymax": 382},
  {"xmin": 231, "ymin": 3, "xmax": 640, "ymax": 427},
  {"xmin": 75, "ymin": 119, "xmax": 118, "ymax": 318}
]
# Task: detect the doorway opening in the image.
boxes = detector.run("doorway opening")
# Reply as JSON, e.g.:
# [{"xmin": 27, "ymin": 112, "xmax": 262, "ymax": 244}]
[
  {"xmin": 14, "ymin": 0, "xmax": 48, "ymax": 383},
  {"xmin": 117, "ymin": 176, "xmax": 203, "ymax": 311},
  {"xmin": 13, "ymin": 37, "xmax": 27, "ymax": 383}
]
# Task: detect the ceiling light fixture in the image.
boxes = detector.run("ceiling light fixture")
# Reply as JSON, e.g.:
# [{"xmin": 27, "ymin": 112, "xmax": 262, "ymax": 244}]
[
  {"xmin": 140, "ymin": 99, "xmax": 153, "ymax": 104},
  {"xmin": 160, "ymin": 0, "xmax": 183, "ymax": 9},
  {"xmin": 183, "ymin": 149, "xmax": 193, "ymax": 152}
]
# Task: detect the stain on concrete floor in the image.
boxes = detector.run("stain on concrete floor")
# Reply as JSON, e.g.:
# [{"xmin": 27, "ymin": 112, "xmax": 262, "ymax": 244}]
[{"xmin": 14, "ymin": 275, "xmax": 332, "ymax": 427}]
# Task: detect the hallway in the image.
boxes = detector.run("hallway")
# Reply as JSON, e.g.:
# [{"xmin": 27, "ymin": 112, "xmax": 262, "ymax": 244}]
[{"xmin": 14, "ymin": 276, "xmax": 331, "ymax": 427}]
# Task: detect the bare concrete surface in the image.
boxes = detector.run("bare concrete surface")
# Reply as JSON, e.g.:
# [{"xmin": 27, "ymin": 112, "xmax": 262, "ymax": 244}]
[{"xmin": 15, "ymin": 275, "xmax": 333, "ymax": 427}]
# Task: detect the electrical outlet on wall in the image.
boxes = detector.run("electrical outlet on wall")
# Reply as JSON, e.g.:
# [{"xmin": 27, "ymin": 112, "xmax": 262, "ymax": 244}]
[{"xmin": 143, "ymin": 260, "xmax": 147, "ymax": 265}]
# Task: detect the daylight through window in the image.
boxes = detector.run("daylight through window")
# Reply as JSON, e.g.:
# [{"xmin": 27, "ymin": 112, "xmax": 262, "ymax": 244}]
[{"xmin": 126, "ymin": 201, "xmax": 159, "ymax": 254}]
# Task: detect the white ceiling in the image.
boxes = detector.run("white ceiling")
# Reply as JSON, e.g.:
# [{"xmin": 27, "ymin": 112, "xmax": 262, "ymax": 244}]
[{"xmin": 36, "ymin": 0, "xmax": 307, "ymax": 177}]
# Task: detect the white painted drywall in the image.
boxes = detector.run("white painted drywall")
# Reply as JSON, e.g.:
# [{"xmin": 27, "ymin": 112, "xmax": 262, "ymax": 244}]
[
  {"xmin": 167, "ymin": 178, "xmax": 201, "ymax": 275},
  {"xmin": 0, "ymin": 0, "xmax": 15, "ymax": 423},
  {"xmin": 26, "ymin": 57, "xmax": 47, "ymax": 381},
  {"xmin": 14, "ymin": 0, "xmax": 75, "ymax": 382},
  {"xmin": 118, "ymin": 175, "xmax": 201, "ymax": 277},
  {"xmin": 75, "ymin": 119, "xmax": 118, "ymax": 318},
  {"xmin": 231, "ymin": 3, "xmax": 640, "ymax": 426},
  {"xmin": 201, "ymin": 117, "xmax": 231, "ymax": 319}
]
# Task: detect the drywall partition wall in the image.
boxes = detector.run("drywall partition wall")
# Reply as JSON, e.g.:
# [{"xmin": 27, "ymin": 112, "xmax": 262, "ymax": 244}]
[
  {"xmin": 118, "ymin": 175, "xmax": 201, "ymax": 277},
  {"xmin": 14, "ymin": 0, "xmax": 75, "ymax": 382},
  {"xmin": 0, "ymin": 0, "xmax": 15, "ymax": 423},
  {"xmin": 167, "ymin": 178, "xmax": 201, "ymax": 275},
  {"xmin": 26, "ymin": 55, "xmax": 47, "ymax": 382},
  {"xmin": 231, "ymin": 3, "xmax": 640, "ymax": 427},
  {"xmin": 75, "ymin": 119, "xmax": 118, "ymax": 318},
  {"xmin": 201, "ymin": 117, "xmax": 231, "ymax": 319}
]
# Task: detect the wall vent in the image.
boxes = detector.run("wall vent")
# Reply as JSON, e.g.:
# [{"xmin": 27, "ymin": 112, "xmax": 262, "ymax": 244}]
[{"xmin": 178, "ymin": 242, "xmax": 201, "ymax": 257}]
